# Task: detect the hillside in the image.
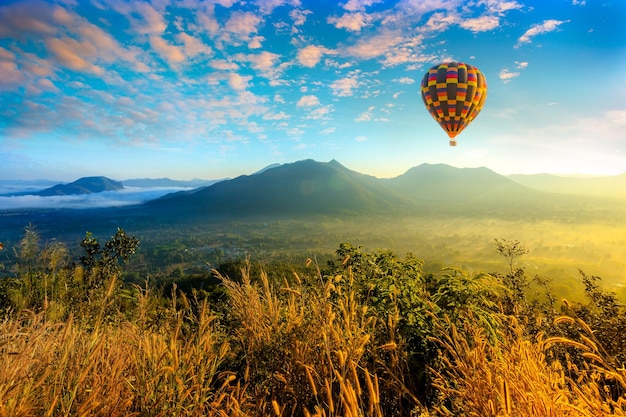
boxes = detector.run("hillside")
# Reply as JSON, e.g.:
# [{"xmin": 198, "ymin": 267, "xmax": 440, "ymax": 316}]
[
  {"xmin": 123, "ymin": 178, "xmax": 223, "ymax": 188},
  {"xmin": 147, "ymin": 159, "xmax": 416, "ymax": 216},
  {"xmin": 33, "ymin": 176, "xmax": 124, "ymax": 196},
  {"xmin": 509, "ymin": 172, "xmax": 626, "ymax": 200},
  {"xmin": 144, "ymin": 159, "xmax": 619, "ymax": 221},
  {"xmin": 385, "ymin": 163, "xmax": 537, "ymax": 202}
]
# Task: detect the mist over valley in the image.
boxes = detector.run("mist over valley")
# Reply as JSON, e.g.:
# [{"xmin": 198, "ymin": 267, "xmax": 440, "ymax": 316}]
[{"xmin": 1, "ymin": 160, "xmax": 625, "ymax": 301}]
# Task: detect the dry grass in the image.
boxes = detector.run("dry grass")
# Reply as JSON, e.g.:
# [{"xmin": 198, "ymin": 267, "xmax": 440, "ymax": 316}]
[
  {"xmin": 429, "ymin": 314, "xmax": 626, "ymax": 416},
  {"xmin": 1, "ymin": 261, "xmax": 625, "ymax": 416},
  {"xmin": 0, "ymin": 304, "xmax": 246, "ymax": 417},
  {"xmin": 217, "ymin": 261, "xmax": 394, "ymax": 416}
]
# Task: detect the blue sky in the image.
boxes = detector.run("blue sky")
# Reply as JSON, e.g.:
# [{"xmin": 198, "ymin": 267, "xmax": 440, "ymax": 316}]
[{"xmin": 1, "ymin": 0, "xmax": 625, "ymax": 181}]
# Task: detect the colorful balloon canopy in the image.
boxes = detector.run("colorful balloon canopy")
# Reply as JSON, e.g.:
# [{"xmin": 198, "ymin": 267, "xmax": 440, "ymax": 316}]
[{"xmin": 420, "ymin": 62, "xmax": 487, "ymax": 146}]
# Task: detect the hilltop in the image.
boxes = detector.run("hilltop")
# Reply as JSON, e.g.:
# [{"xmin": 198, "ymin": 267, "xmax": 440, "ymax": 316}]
[{"xmin": 3, "ymin": 176, "xmax": 124, "ymax": 196}]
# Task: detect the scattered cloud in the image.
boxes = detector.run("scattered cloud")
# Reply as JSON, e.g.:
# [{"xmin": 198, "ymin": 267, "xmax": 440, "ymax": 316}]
[
  {"xmin": 499, "ymin": 68, "xmax": 520, "ymax": 82},
  {"xmin": 328, "ymin": 12, "xmax": 372, "ymax": 32},
  {"xmin": 297, "ymin": 44, "xmax": 334, "ymax": 67},
  {"xmin": 0, "ymin": 0, "xmax": 619, "ymax": 180},
  {"xmin": 330, "ymin": 75, "xmax": 360, "ymax": 97},
  {"xmin": 499, "ymin": 61, "xmax": 528, "ymax": 82},
  {"xmin": 516, "ymin": 19, "xmax": 570, "ymax": 47},
  {"xmin": 356, "ymin": 106, "xmax": 375, "ymax": 122},
  {"xmin": 296, "ymin": 95, "xmax": 320, "ymax": 107},
  {"xmin": 344, "ymin": 30, "xmax": 403, "ymax": 60},
  {"xmin": 459, "ymin": 16, "xmax": 500, "ymax": 32},
  {"xmin": 342, "ymin": 0, "xmax": 383, "ymax": 12}
]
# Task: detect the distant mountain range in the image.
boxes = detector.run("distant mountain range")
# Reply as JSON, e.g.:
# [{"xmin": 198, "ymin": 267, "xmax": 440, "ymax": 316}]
[
  {"xmin": 508, "ymin": 173, "xmax": 626, "ymax": 200},
  {"xmin": 2, "ymin": 161, "xmax": 625, "ymax": 215},
  {"xmin": 122, "ymin": 178, "xmax": 223, "ymax": 188},
  {"xmin": 3, "ymin": 176, "xmax": 124, "ymax": 196},
  {"xmin": 147, "ymin": 159, "xmax": 415, "ymax": 216},
  {"xmin": 144, "ymin": 159, "xmax": 625, "ymax": 219}
]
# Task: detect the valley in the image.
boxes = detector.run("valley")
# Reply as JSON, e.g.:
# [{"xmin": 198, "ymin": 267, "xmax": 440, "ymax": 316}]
[{"xmin": 1, "ymin": 160, "xmax": 625, "ymax": 303}]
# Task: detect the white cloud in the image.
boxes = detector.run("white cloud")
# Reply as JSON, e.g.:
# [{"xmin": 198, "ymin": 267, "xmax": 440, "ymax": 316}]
[
  {"xmin": 223, "ymin": 11, "xmax": 263, "ymax": 41},
  {"xmin": 330, "ymin": 76, "xmax": 360, "ymax": 97},
  {"xmin": 344, "ymin": 30, "xmax": 403, "ymax": 60},
  {"xmin": 0, "ymin": 48, "xmax": 24, "ymax": 89},
  {"xmin": 460, "ymin": 15, "xmax": 499, "ymax": 32},
  {"xmin": 395, "ymin": 77, "xmax": 415, "ymax": 84},
  {"xmin": 328, "ymin": 12, "xmax": 372, "ymax": 32},
  {"xmin": 499, "ymin": 61, "xmax": 528, "ymax": 82},
  {"xmin": 355, "ymin": 135, "xmax": 368, "ymax": 142},
  {"xmin": 248, "ymin": 36, "xmax": 264, "ymax": 48},
  {"xmin": 356, "ymin": 106, "xmax": 374, "ymax": 122},
  {"xmin": 45, "ymin": 37, "xmax": 105, "ymax": 75},
  {"xmin": 176, "ymin": 32, "xmax": 213, "ymax": 58},
  {"xmin": 307, "ymin": 106, "xmax": 332, "ymax": 119},
  {"xmin": 297, "ymin": 95, "xmax": 320, "ymax": 107},
  {"xmin": 228, "ymin": 72, "xmax": 251, "ymax": 90},
  {"xmin": 398, "ymin": 0, "xmax": 459, "ymax": 15},
  {"xmin": 243, "ymin": 51, "xmax": 282, "ymax": 80},
  {"xmin": 486, "ymin": 0, "xmax": 523, "ymax": 14},
  {"xmin": 289, "ymin": 8, "xmax": 312, "ymax": 26},
  {"xmin": 499, "ymin": 68, "xmax": 520, "ymax": 82},
  {"xmin": 263, "ymin": 111, "xmax": 290, "ymax": 120},
  {"xmin": 421, "ymin": 12, "xmax": 458, "ymax": 33},
  {"xmin": 209, "ymin": 59, "xmax": 239, "ymax": 70},
  {"xmin": 342, "ymin": 0, "xmax": 383, "ymax": 12},
  {"xmin": 253, "ymin": 0, "xmax": 288, "ymax": 14},
  {"xmin": 297, "ymin": 45, "xmax": 334, "ymax": 67},
  {"xmin": 150, "ymin": 36, "xmax": 185, "ymax": 66},
  {"xmin": 516, "ymin": 19, "xmax": 569, "ymax": 47}
]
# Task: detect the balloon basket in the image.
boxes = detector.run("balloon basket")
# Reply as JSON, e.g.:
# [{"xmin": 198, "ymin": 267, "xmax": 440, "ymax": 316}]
[{"xmin": 449, "ymin": 140, "xmax": 457, "ymax": 146}]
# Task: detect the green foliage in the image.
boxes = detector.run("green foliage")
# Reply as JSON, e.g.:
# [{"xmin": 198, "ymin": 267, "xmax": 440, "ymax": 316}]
[
  {"xmin": 80, "ymin": 228, "xmax": 139, "ymax": 290},
  {"xmin": 2, "ymin": 229, "xmax": 626, "ymax": 415},
  {"xmin": 0, "ymin": 226, "xmax": 140, "ymax": 323}
]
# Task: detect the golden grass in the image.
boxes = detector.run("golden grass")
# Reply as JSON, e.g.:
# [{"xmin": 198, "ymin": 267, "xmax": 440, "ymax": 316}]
[
  {"xmin": 1, "ymin": 261, "xmax": 625, "ymax": 416},
  {"xmin": 0, "ymin": 305, "xmax": 246, "ymax": 417},
  {"xmin": 429, "ymin": 314, "xmax": 626, "ymax": 416}
]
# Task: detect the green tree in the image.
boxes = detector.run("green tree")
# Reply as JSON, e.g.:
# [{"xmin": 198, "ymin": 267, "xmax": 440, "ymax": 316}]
[{"xmin": 80, "ymin": 228, "xmax": 140, "ymax": 292}]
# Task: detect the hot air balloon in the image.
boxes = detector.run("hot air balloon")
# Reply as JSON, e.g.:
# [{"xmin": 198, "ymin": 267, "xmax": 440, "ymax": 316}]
[{"xmin": 420, "ymin": 62, "xmax": 487, "ymax": 146}]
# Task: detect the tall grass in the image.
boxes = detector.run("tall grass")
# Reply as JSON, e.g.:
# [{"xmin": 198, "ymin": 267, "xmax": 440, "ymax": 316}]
[
  {"xmin": 0, "ymin": 304, "xmax": 245, "ymax": 416},
  {"xmin": 1, "ymin": 259, "xmax": 625, "ymax": 416},
  {"xmin": 429, "ymin": 313, "xmax": 626, "ymax": 416}
]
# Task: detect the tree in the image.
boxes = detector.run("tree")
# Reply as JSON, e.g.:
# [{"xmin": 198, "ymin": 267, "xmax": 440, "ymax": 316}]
[
  {"xmin": 80, "ymin": 228, "xmax": 140, "ymax": 292},
  {"xmin": 494, "ymin": 238, "xmax": 528, "ymax": 275}
]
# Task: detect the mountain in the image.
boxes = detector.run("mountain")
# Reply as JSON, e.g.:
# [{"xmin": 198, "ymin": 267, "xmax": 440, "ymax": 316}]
[
  {"xmin": 35, "ymin": 176, "xmax": 124, "ymax": 196},
  {"xmin": 508, "ymin": 173, "xmax": 626, "ymax": 200},
  {"xmin": 252, "ymin": 163, "xmax": 282, "ymax": 175},
  {"xmin": 385, "ymin": 163, "xmax": 537, "ymax": 203},
  {"xmin": 147, "ymin": 159, "xmax": 416, "ymax": 216},
  {"xmin": 123, "ymin": 178, "xmax": 223, "ymax": 188}
]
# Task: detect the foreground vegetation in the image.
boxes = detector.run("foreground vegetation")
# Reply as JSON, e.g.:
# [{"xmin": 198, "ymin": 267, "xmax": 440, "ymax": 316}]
[{"xmin": 1, "ymin": 227, "xmax": 626, "ymax": 416}]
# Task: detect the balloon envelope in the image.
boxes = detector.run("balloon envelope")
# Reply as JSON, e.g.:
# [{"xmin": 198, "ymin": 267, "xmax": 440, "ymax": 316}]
[{"xmin": 420, "ymin": 62, "xmax": 487, "ymax": 146}]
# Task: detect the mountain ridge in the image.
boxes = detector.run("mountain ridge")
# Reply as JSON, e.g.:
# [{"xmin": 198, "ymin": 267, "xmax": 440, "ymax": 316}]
[
  {"xmin": 145, "ymin": 159, "xmax": 595, "ymax": 219},
  {"xmin": 147, "ymin": 159, "xmax": 417, "ymax": 216},
  {"xmin": 2, "ymin": 176, "xmax": 124, "ymax": 197},
  {"xmin": 508, "ymin": 172, "xmax": 626, "ymax": 200}
]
